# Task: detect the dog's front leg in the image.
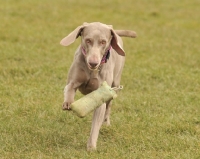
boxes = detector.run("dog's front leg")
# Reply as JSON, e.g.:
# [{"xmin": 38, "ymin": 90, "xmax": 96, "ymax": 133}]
[
  {"xmin": 62, "ymin": 82, "xmax": 79, "ymax": 110},
  {"xmin": 87, "ymin": 103, "xmax": 106, "ymax": 151}
]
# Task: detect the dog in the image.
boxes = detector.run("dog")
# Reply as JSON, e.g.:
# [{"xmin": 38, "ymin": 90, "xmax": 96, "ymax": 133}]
[{"xmin": 60, "ymin": 22, "xmax": 136, "ymax": 150}]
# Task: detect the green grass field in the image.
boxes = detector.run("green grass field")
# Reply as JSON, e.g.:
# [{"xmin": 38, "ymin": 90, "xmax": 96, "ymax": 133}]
[{"xmin": 0, "ymin": 0, "xmax": 200, "ymax": 158}]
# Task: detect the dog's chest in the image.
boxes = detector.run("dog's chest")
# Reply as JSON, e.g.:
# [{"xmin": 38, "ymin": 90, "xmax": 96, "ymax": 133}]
[
  {"xmin": 78, "ymin": 71, "xmax": 101, "ymax": 95},
  {"xmin": 79, "ymin": 78, "xmax": 99, "ymax": 95}
]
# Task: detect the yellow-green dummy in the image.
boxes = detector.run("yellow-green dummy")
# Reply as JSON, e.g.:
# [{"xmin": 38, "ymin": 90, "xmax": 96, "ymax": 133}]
[{"xmin": 71, "ymin": 81, "xmax": 121, "ymax": 118}]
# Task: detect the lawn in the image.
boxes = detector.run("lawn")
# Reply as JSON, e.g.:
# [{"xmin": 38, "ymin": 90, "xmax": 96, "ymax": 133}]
[{"xmin": 0, "ymin": 0, "xmax": 200, "ymax": 158}]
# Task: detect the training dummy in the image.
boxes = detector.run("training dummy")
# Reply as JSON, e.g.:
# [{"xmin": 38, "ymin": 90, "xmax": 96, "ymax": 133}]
[{"xmin": 70, "ymin": 81, "xmax": 122, "ymax": 118}]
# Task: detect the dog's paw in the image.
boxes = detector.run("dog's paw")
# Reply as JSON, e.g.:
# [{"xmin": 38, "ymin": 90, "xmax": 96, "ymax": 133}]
[
  {"xmin": 104, "ymin": 117, "xmax": 111, "ymax": 126},
  {"xmin": 87, "ymin": 139, "xmax": 97, "ymax": 151},
  {"xmin": 87, "ymin": 144, "xmax": 96, "ymax": 151},
  {"xmin": 62, "ymin": 102, "xmax": 72, "ymax": 111}
]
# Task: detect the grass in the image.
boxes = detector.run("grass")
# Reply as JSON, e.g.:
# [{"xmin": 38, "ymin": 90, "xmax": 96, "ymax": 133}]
[{"xmin": 0, "ymin": 0, "xmax": 200, "ymax": 158}]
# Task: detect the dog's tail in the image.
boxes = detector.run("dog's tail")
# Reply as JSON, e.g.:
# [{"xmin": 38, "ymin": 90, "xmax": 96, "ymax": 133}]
[{"xmin": 115, "ymin": 30, "xmax": 137, "ymax": 38}]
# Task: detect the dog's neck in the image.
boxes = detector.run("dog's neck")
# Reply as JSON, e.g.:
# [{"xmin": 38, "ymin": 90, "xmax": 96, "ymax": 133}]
[{"xmin": 100, "ymin": 45, "xmax": 111, "ymax": 64}]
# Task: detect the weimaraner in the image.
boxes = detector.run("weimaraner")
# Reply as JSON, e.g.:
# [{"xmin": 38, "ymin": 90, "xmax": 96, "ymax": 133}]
[{"xmin": 60, "ymin": 22, "xmax": 136, "ymax": 151}]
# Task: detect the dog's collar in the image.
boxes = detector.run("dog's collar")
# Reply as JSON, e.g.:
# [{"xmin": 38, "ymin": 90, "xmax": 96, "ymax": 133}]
[
  {"xmin": 81, "ymin": 46, "xmax": 112, "ymax": 64},
  {"xmin": 101, "ymin": 46, "xmax": 111, "ymax": 64}
]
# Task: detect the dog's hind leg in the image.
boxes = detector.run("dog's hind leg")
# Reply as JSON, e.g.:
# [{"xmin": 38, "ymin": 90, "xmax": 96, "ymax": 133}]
[{"xmin": 104, "ymin": 100, "xmax": 112, "ymax": 126}]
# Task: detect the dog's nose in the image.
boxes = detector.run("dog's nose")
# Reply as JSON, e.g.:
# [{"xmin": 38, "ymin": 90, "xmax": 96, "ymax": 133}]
[{"xmin": 89, "ymin": 62, "xmax": 98, "ymax": 68}]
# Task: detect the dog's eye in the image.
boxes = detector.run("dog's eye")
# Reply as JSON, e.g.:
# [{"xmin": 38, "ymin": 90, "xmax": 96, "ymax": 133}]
[
  {"xmin": 100, "ymin": 41, "xmax": 106, "ymax": 45},
  {"xmin": 86, "ymin": 39, "xmax": 91, "ymax": 44}
]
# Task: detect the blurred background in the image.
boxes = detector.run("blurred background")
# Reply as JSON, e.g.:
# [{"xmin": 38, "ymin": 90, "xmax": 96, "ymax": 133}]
[{"xmin": 0, "ymin": 0, "xmax": 200, "ymax": 158}]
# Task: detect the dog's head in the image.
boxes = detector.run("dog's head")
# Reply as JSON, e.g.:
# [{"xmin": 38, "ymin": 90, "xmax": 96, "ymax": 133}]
[{"xmin": 60, "ymin": 22, "xmax": 125, "ymax": 70}]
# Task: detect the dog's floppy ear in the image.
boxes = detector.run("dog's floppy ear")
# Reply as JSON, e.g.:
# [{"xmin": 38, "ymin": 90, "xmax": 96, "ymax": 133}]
[
  {"xmin": 110, "ymin": 29, "xmax": 125, "ymax": 56},
  {"xmin": 60, "ymin": 23, "xmax": 88, "ymax": 46}
]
